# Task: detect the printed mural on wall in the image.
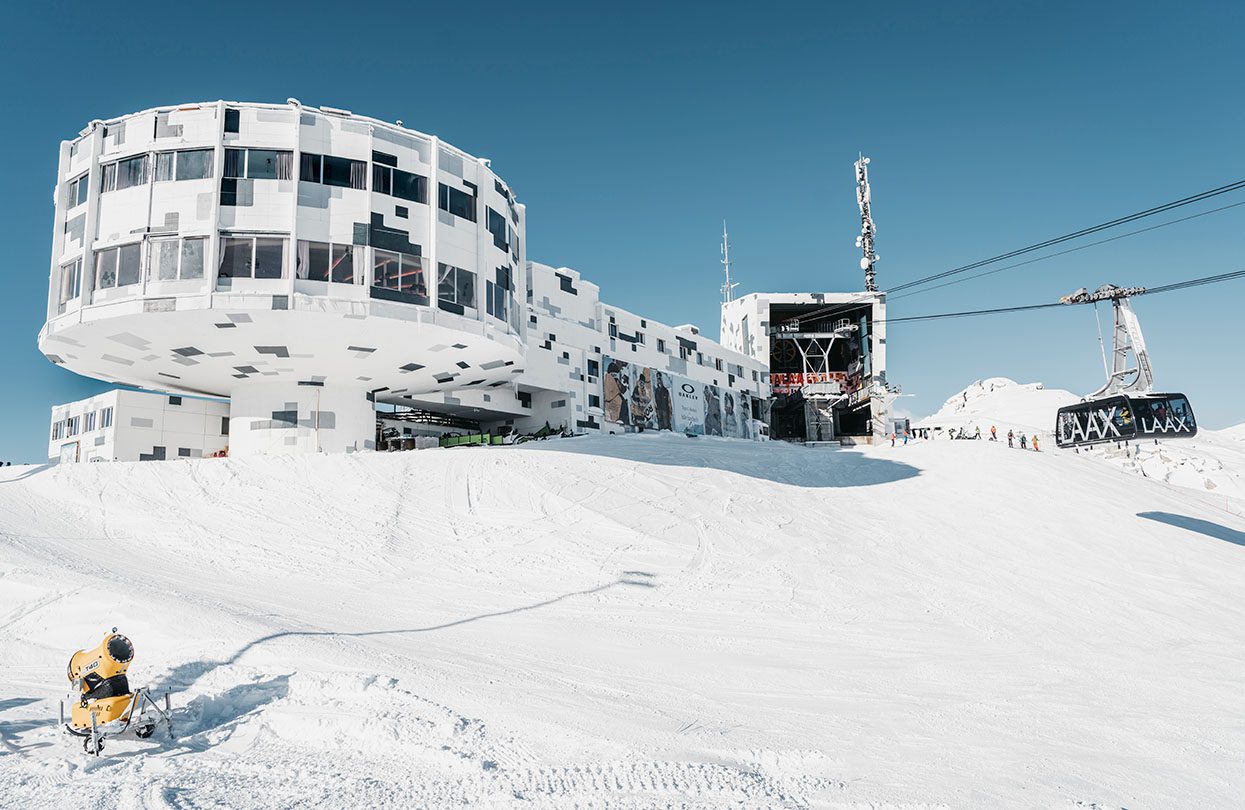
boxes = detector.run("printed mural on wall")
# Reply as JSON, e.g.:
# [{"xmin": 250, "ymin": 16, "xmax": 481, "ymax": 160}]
[{"xmin": 603, "ymin": 357, "xmax": 751, "ymax": 438}]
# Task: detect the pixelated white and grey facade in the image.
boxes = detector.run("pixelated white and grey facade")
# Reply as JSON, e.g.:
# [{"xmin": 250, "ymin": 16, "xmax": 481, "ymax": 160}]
[
  {"xmin": 41, "ymin": 100, "xmax": 768, "ymax": 460},
  {"xmin": 40, "ymin": 101, "xmax": 526, "ymax": 457},
  {"xmin": 721, "ymin": 292, "xmax": 888, "ymax": 443}
]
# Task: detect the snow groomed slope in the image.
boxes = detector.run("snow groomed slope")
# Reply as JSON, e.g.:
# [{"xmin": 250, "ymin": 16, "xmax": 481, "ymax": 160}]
[{"xmin": 1, "ymin": 427, "xmax": 1242, "ymax": 808}]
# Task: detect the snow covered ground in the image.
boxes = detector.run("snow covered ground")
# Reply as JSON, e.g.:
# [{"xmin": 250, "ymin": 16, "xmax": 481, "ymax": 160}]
[
  {"xmin": 1, "ymin": 424, "xmax": 1243, "ymax": 807},
  {"xmin": 918, "ymin": 377, "xmax": 1245, "ymax": 509}
]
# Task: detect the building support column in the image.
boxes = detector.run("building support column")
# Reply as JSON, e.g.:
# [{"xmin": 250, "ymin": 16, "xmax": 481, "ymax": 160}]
[{"xmin": 227, "ymin": 381, "xmax": 375, "ymax": 456}]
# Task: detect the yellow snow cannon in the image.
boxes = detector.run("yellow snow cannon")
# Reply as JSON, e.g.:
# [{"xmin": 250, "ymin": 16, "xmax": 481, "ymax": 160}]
[{"xmin": 62, "ymin": 628, "xmax": 173, "ymax": 755}]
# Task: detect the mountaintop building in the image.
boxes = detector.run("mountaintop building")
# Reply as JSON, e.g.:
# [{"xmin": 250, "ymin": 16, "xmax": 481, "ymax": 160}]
[{"xmin": 40, "ymin": 100, "xmax": 886, "ymax": 461}]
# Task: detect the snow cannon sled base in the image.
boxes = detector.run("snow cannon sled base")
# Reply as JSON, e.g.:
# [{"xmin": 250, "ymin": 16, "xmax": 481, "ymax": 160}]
[{"xmin": 61, "ymin": 629, "xmax": 174, "ymax": 755}]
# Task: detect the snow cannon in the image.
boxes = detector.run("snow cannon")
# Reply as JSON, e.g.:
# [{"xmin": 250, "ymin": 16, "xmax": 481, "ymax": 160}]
[
  {"xmin": 61, "ymin": 628, "xmax": 173, "ymax": 755},
  {"xmin": 67, "ymin": 630, "xmax": 135, "ymax": 728}
]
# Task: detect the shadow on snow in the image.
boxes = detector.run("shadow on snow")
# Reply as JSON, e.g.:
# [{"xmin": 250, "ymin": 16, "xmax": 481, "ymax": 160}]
[
  {"xmin": 519, "ymin": 436, "xmax": 919, "ymax": 488},
  {"xmin": 1137, "ymin": 511, "xmax": 1245, "ymax": 547}
]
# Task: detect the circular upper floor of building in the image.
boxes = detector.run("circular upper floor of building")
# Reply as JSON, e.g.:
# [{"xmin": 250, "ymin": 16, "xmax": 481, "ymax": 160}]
[{"xmin": 39, "ymin": 101, "xmax": 528, "ymax": 403}]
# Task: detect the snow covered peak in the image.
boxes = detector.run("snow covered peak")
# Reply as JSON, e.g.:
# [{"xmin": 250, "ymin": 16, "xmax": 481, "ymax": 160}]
[{"xmin": 919, "ymin": 378, "xmax": 1078, "ymax": 433}]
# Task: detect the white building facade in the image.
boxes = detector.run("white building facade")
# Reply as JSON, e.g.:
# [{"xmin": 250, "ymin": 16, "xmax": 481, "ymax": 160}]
[
  {"xmin": 39, "ymin": 100, "xmax": 771, "ymax": 460},
  {"xmin": 49, "ymin": 390, "xmax": 229, "ymax": 463},
  {"xmin": 395, "ymin": 262, "xmax": 768, "ymax": 439},
  {"xmin": 40, "ymin": 101, "xmax": 526, "ymax": 456}
]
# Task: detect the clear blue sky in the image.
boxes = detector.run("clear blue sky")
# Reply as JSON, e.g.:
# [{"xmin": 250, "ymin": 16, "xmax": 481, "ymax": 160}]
[{"xmin": 3, "ymin": 1, "xmax": 1243, "ymax": 462}]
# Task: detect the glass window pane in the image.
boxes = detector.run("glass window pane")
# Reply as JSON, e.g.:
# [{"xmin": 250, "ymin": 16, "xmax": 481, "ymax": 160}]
[
  {"xmin": 456, "ymin": 268, "xmax": 475, "ymax": 307},
  {"xmin": 400, "ymin": 255, "xmax": 426, "ymax": 297},
  {"xmin": 219, "ymin": 237, "xmax": 252, "ymax": 278},
  {"xmin": 300, "ymin": 152, "xmax": 319, "ymax": 183},
  {"xmin": 155, "ymin": 152, "xmax": 175, "ymax": 182},
  {"xmin": 330, "ymin": 243, "xmax": 353, "ymax": 284},
  {"xmin": 372, "ymin": 164, "xmax": 391, "ymax": 195},
  {"xmin": 152, "ymin": 239, "xmax": 180, "ymax": 280},
  {"xmin": 101, "ymin": 163, "xmax": 117, "ymax": 192},
  {"xmin": 253, "ymin": 238, "xmax": 285, "ymax": 278},
  {"xmin": 117, "ymin": 243, "xmax": 142, "ymax": 286},
  {"xmin": 117, "ymin": 156, "xmax": 147, "ymax": 190},
  {"xmin": 180, "ymin": 238, "xmax": 205, "ymax": 279},
  {"xmin": 373, "ymin": 250, "xmax": 400, "ymax": 289},
  {"xmin": 224, "ymin": 149, "xmax": 245, "ymax": 178},
  {"xmin": 247, "ymin": 150, "xmax": 280, "ymax": 179},
  {"xmin": 96, "ymin": 249, "xmax": 117, "ymax": 288},
  {"xmin": 77, "ymin": 175, "xmax": 89, "ymax": 205},
  {"xmin": 302, "ymin": 241, "xmax": 330, "ymax": 281},
  {"xmin": 438, "ymin": 263, "xmax": 455, "ymax": 301},
  {"xmin": 321, "ymin": 155, "xmax": 357, "ymax": 188},
  {"xmin": 176, "ymin": 149, "xmax": 213, "ymax": 181},
  {"xmin": 393, "ymin": 169, "xmax": 426, "ymax": 203}
]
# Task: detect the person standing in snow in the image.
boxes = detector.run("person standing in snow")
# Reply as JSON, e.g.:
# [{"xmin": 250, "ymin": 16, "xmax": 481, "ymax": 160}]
[
  {"xmin": 903, "ymin": 430, "xmax": 910, "ymax": 446},
  {"xmin": 1007, "ymin": 429, "xmax": 1014, "ymax": 447},
  {"xmin": 1019, "ymin": 433, "xmax": 1028, "ymax": 450},
  {"xmin": 890, "ymin": 432, "xmax": 896, "ymax": 447},
  {"xmin": 990, "ymin": 425, "xmax": 998, "ymax": 441},
  {"xmin": 974, "ymin": 426, "xmax": 981, "ymax": 440},
  {"xmin": 1032, "ymin": 434, "xmax": 1040, "ymax": 452}
]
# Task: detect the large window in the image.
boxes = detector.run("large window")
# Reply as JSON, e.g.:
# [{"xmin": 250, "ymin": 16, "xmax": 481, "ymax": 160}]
[
  {"xmin": 437, "ymin": 263, "xmax": 476, "ymax": 307},
  {"xmin": 155, "ymin": 149, "xmax": 214, "ymax": 182},
  {"xmin": 95, "ymin": 243, "xmax": 142, "ymax": 289},
  {"xmin": 84, "ymin": 411, "xmax": 96, "ymax": 432},
  {"xmin": 486, "ymin": 207, "xmax": 509, "ymax": 251},
  {"xmin": 223, "ymin": 149, "xmax": 293, "ymax": 180},
  {"xmin": 100, "ymin": 407, "xmax": 113, "ymax": 429},
  {"xmin": 219, "ymin": 236, "xmax": 286, "ymax": 279},
  {"xmin": 297, "ymin": 240, "xmax": 358, "ymax": 284},
  {"xmin": 66, "ymin": 173, "xmax": 89, "ymax": 208},
  {"xmin": 373, "ymin": 164, "xmax": 427, "ymax": 203},
  {"xmin": 301, "ymin": 152, "xmax": 366, "ymax": 189},
  {"xmin": 438, "ymin": 183, "xmax": 476, "ymax": 222},
  {"xmin": 372, "ymin": 249, "xmax": 427, "ymax": 302},
  {"xmin": 100, "ymin": 155, "xmax": 149, "ymax": 193},
  {"xmin": 58, "ymin": 259, "xmax": 82, "ymax": 304},
  {"xmin": 150, "ymin": 236, "xmax": 206, "ymax": 281},
  {"xmin": 485, "ymin": 281, "xmax": 509, "ymax": 322}
]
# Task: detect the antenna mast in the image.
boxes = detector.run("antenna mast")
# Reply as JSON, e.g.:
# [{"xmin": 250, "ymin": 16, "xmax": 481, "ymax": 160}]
[
  {"xmin": 854, "ymin": 155, "xmax": 879, "ymax": 292},
  {"xmin": 720, "ymin": 220, "xmax": 738, "ymax": 303}
]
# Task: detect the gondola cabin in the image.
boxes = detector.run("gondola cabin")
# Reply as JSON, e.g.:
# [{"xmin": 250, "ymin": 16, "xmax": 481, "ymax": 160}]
[{"xmin": 1054, "ymin": 393, "xmax": 1197, "ymax": 448}]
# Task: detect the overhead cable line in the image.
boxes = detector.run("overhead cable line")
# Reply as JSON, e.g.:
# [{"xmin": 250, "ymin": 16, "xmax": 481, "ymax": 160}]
[
  {"xmin": 886, "ymin": 199, "xmax": 1245, "ymax": 302},
  {"xmin": 886, "ymin": 178, "xmax": 1245, "ymax": 294},
  {"xmin": 777, "ymin": 178, "xmax": 1245, "ymax": 330},
  {"xmin": 873, "ymin": 268, "xmax": 1245, "ymax": 326}
]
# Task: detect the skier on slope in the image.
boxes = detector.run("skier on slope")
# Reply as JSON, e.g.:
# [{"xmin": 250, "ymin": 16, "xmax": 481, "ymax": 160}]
[
  {"xmin": 1032, "ymin": 434, "xmax": 1040, "ymax": 452},
  {"xmin": 990, "ymin": 425, "xmax": 997, "ymax": 441},
  {"xmin": 974, "ymin": 426, "xmax": 981, "ymax": 440},
  {"xmin": 1007, "ymin": 429, "xmax": 1014, "ymax": 448},
  {"xmin": 1020, "ymin": 433, "xmax": 1028, "ymax": 450},
  {"xmin": 890, "ymin": 432, "xmax": 896, "ymax": 447}
]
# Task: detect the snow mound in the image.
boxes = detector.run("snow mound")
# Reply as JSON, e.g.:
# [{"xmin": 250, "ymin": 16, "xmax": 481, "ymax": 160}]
[
  {"xmin": 917, "ymin": 377, "xmax": 1079, "ymax": 435},
  {"xmin": 1, "ymin": 434, "xmax": 1243, "ymax": 807}
]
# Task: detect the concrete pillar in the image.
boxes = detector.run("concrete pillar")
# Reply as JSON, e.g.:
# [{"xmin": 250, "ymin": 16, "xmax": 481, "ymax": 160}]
[{"xmin": 227, "ymin": 382, "xmax": 375, "ymax": 456}]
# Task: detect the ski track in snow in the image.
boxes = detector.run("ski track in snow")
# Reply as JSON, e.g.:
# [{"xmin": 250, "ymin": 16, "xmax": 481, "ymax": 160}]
[{"xmin": 1, "ymin": 413, "xmax": 1243, "ymax": 808}]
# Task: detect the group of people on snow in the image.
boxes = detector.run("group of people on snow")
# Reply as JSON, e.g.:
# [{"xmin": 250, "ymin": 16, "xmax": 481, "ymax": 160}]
[{"xmin": 892, "ymin": 423, "xmax": 1043, "ymax": 451}]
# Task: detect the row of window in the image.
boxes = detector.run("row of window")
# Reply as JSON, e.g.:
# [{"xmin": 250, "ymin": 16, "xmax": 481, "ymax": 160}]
[
  {"xmin": 51, "ymin": 407, "xmax": 112, "ymax": 441},
  {"xmin": 62, "ymin": 237, "xmax": 511, "ymax": 320},
  {"xmin": 87, "ymin": 150, "xmax": 488, "ymax": 227}
]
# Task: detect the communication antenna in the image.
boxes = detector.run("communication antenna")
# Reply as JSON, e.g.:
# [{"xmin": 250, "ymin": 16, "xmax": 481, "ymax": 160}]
[
  {"xmin": 854, "ymin": 155, "xmax": 879, "ymax": 292},
  {"xmin": 720, "ymin": 220, "xmax": 738, "ymax": 303}
]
